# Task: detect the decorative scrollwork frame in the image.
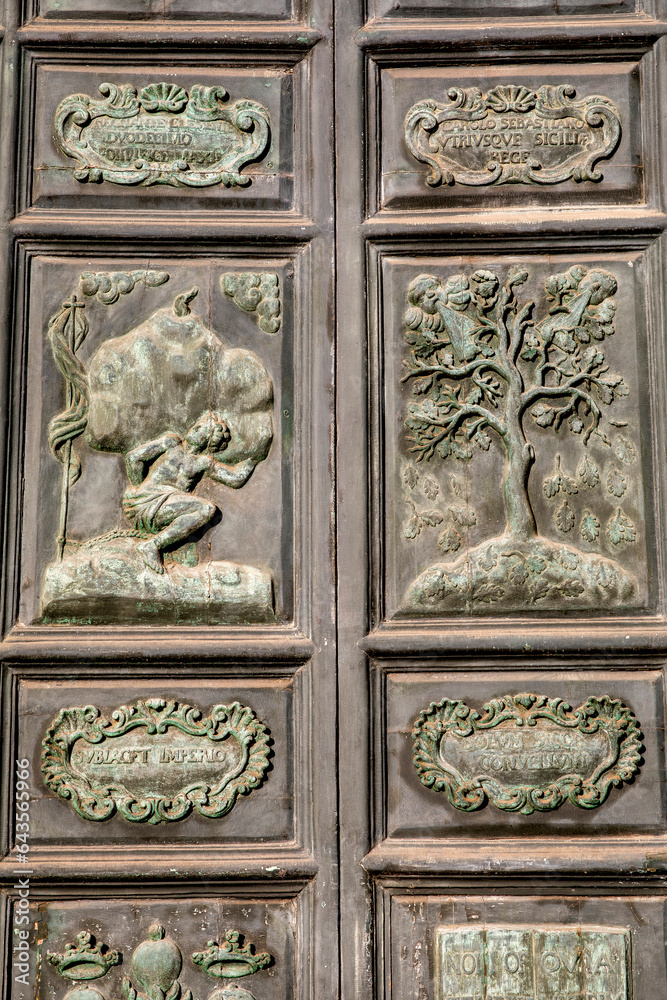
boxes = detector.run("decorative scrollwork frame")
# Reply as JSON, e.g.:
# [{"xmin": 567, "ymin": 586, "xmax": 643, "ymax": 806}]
[
  {"xmin": 53, "ymin": 82, "xmax": 271, "ymax": 188},
  {"xmin": 404, "ymin": 84, "xmax": 622, "ymax": 188},
  {"xmin": 41, "ymin": 698, "xmax": 271, "ymax": 823},
  {"xmin": 412, "ymin": 693, "xmax": 643, "ymax": 814}
]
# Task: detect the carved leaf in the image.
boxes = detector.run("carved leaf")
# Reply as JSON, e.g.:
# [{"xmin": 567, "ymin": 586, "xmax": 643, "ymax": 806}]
[
  {"xmin": 449, "ymin": 505, "xmax": 476, "ymax": 527},
  {"xmin": 165, "ymin": 982, "xmax": 181, "ymax": 1000},
  {"xmin": 450, "ymin": 475, "xmax": 464, "ymax": 498},
  {"xmin": 614, "ymin": 435, "xmax": 637, "ymax": 465},
  {"xmin": 472, "ymin": 583, "xmax": 505, "ymax": 603},
  {"xmin": 544, "ymin": 456, "xmax": 578, "ymax": 498},
  {"xmin": 551, "ymin": 579, "xmax": 586, "ymax": 598},
  {"xmin": 507, "ymin": 560, "xmax": 529, "ymax": 586},
  {"xmin": 555, "ymin": 500, "xmax": 575, "ymax": 533},
  {"xmin": 479, "ymin": 547, "xmax": 497, "ymax": 571},
  {"xmin": 543, "ymin": 473, "xmax": 561, "ymax": 499},
  {"xmin": 526, "ymin": 555, "xmax": 547, "ymax": 574},
  {"xmin": 404, "ymin": 515, "xmax": 421, "ymax": 539},
  {"xmin": 606, "ymin": 466, "xmax": 627, "ymax": 497},
  {"xmin": 578, "ymin": 454, "xmax": 600, "ymax": 489},
  {"xmin": 559, "ymin": 471, "xmax": 579, "ymax": 495},
  {"xmin": 606, "ymin": 508, "xmax": 636, "ymax": 545},
  {"xmin": 530, "ymin": 580, "xmax": 550, "ymax": 602},
  {"xmin": 474, "ymin": 430, "xmax": 491, "ymax": 451},
  {"xmin": 403, "ymin": 464, "xmax": 419, "ymax": 490},
  {"xmin": 423, "ymin": 476, "xmax": 439, "ymax": 500},
  {"xmin": 596, "ymin": 382, "xmax": 614, "ymax": 405},
  {"xmin": 438, "ymin": 526, "xmax": 461, "ymax": 553},
  {"xmin": 421, "ymin": 509, "xmax": 444, "ymax": 527},
  {"xmin": 532, "ymin": 403, "xmax": 557, "ymax": 427},
  {"xmin": 559, "ymin": 550, "xmax": 579, "ymax": 571},
  {"xmin": 580, "ymin": 510, "xmax": 600, "ymax": 543}
]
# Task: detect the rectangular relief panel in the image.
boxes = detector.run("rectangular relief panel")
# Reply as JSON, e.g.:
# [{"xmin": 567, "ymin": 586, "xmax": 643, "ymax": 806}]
[
  {"xmin": 378, "ymin": 889, "xmax": 665, "ymax": 1000},
  {"xmin": 22, "ymin": 59, "xmax": 297, "ymax": 213},
  {"xmin": 377, "ymin": 667, "xmax": 665, "ymax": 840},
  {"xmin": 376, "ymin": 61, "xmax": 642, "ymax": 214},
  {"xmin": 371, "ymin": 0, "xmax": 637, "ymax": 19},
  {"xmin": 376, "ymin": 249, "xmax": 658, "ymax": 621},
  {"xmin": 33, "ymin": 0, "xmax": 295, "ymax": 20},
  {"xmin": 16, "ymin": 253, "xmax": 297, "ymax": 628},
  {"xmin": 14, "ymin": 674, "xmax": 297, "ymax": 845},
  {"xmin": 435, "ymin": 925, "xmax": 629, "ymax": 1000},
  {"xmin": 9, "ymin": 895, "xmax": 297, "ymax": 1000}
]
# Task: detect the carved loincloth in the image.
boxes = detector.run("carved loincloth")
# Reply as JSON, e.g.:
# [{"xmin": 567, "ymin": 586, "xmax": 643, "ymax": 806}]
[{"xmin": 122, "ymin": 484, "xmax": 183, "ymax": 534}]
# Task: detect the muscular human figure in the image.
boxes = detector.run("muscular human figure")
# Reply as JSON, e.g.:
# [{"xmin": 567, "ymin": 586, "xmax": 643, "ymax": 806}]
[{"xmin": 122, "ymin": 410, "xmax": 256, "ymax": 574}]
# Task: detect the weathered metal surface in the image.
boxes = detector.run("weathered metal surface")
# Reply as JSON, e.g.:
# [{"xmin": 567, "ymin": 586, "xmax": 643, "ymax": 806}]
[
  {"xmin": 222, "ymin": 274, "xmax": 282, "ymax": 334},
  {"xmin": 18, "ymin": 677, "xmax": 295, "ymax": 845},
  {"xmin": 435, "ymin": 924, "xmax": 629, "ymax": 1000},
  {"xmin": 38, "ymin": 902, "xmax": 289, "ymax": 1000},
  {"xmin": 26, "ymin": 64, "xmax": 294, "ymax": 212},
  {"xmin": 373, "ymin": 0, "xmax": 636, "ymax": 17},
  {"xmin": 36, "ymin": 0, "xmax": 295, "ymax": 19},
  {"xmin": 381, "ymin": 254, "xmax": 651, "ymax": 619},
  {"xmin": 53, "ymin": 82, "xmax": 271, "ymax": 189},
  {"xmin": 41, "ymin": 699, "xmax": 270, "ymax": 823},
  {"xmin": 404, "ymin": 85, "xmax": 621, "ymax": 188},
  {"xmin": 40, "ymin": 276, "xmax": 274, "ymax": 624},
  {"xmin": 412, "ymin": 693, "xmax": 643, "ymax": 813},
  {"xmin": 379, "ymin": 63, "xmax": 641, "ymax": 212},
  {"xmin": 18, "ymin": 256, "xmax": 298, "ymax": 627},
  {"xmin": 382, "ymin": 669, "xmax": 664, "ymax": 839}
]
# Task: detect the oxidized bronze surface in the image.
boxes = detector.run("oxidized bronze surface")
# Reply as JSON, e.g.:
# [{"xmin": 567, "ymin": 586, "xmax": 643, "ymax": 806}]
[
  {"xmin": 412, "ymin": 693, "xmax": 643, "ymax": 814},
  {"xmin": 435, "ymin": 925, "xmax": 629, "ymax": 1000}
]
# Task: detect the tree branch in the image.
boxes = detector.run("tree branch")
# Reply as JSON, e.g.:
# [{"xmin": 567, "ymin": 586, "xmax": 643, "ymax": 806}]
[
  {"xmin": 413, "ymin": 400, "xmax": 508, "ymax": 442},
  {"xmin": 401, "ymin": 356, "xmax": 506, "ymax": 384},
  {"xmin": 520, "ymin": 368, "xmax": 605, "ymax": 410}
]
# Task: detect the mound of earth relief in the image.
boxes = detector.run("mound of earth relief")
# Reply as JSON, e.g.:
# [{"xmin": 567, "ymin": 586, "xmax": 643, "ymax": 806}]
[
  {"xmin": 40, "ymin": 535, "xmax": 275, "ymax": 626},
  {"xmin": 400, "ymin": 535, "xmax": 637, "ymax": 615}
]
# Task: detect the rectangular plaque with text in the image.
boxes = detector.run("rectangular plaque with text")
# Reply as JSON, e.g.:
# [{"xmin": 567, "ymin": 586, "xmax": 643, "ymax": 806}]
[{"xmin": 435, "ymin": 924, "xmax": 630, "ymax": 1000}]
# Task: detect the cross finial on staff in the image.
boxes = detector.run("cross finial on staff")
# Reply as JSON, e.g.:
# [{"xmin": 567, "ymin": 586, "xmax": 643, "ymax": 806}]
[
  {"xmin": 54, "ymin": 292, "xmax": 87, "ymax": 562},
  {"xmin": 63, "ymin": 293, "xmax": 84, "ymax": 310}
]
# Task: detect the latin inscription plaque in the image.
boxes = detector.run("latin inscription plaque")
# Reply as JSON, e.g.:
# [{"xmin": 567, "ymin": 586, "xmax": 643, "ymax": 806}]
[
  {"xmin": 413, "ymin": 693, "xmax": 643, "ymax": 813},
  {"xmin": 435, "ymin": 925, "xmax": 629, "ymax": 1000},
  {"xmin": 54, "ymin": 82, "xmax": 271, "ymax": 188},
  {"xmin": 404, "ymin": 84, "xmax": 621, "ymax": 188},
  {"xmin": 41, "ymin": 699, "xmax": 271, "ymax": 823}
]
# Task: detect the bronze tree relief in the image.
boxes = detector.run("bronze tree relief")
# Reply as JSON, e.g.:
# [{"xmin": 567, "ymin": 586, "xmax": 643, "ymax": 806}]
[{"xmin": 398, "ymin": 264, "xmax": 642, "ymax": 613}]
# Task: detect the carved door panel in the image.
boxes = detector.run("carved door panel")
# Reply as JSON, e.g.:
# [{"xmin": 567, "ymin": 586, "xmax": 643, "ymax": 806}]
[
  {"xmin": 0, "ymin": 3, "xmax": 336, "ymax": 1000},
  {"xmin": 336, "ymin": 2, "xmax": 667, "ymax": 1000},
  {"xmin": 2, "ymin": 0, "xmax": 667, "ymax": 998}
]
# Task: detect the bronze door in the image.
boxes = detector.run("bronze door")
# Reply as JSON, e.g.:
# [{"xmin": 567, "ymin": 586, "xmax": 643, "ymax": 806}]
[
  {"xmin": 2, "ymin": 1, "xmax": 667, "ymax": 999},
  {"xmin": 335, "ymin": 0, "xmax": 667, "ymax": 998},
  {"xmin": 0, "ymin": 1, "xmax": 337, "ymax": 999}
]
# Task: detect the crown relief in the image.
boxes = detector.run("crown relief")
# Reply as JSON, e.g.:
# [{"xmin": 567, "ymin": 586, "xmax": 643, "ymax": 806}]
[
  {"xmin": 192, "ymin": 931, "xmax": 272, "ymax": 980},
  {"xmin": 46, "ymin": 925, "xmax": 273, "ymax": 1000}
]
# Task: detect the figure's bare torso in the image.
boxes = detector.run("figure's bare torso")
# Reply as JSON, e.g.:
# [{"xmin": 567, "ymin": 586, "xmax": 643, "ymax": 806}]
[{"xmin": 143, "ymin": 444, "xmax": 210, "ymax": 493}]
